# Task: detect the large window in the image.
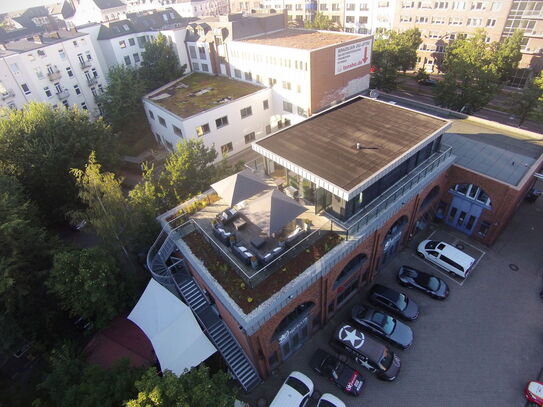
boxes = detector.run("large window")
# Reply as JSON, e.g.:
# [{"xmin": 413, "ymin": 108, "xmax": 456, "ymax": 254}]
[
  {"xmin": 451, "ymin": 184, "xmax": 492, "ymax": 207},
  {"xmin": 215, "ymin": 116, "xmax": 229, "ymax": 128},
  {"xmin": 196, "ymin": 123, "xmax": 210, "ymax": 136},
  {"xmin": 240, "ymin": 106, "xmax": 252, "ymax": 118},
  {"xmin": 334, "ymin": 254, "xmax": 367, "ymax": 288}
]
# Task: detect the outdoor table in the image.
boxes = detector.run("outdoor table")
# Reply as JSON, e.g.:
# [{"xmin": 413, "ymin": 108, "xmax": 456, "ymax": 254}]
[{"xmin": 251, "ymin": 236, "xmax": 266, "ymax": 249}]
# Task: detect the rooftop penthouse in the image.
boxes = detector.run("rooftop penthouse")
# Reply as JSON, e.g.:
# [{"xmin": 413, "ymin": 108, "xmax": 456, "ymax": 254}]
[{"xmin": 146, "ymin": 73, "xmax": 264, "ymax": 119}]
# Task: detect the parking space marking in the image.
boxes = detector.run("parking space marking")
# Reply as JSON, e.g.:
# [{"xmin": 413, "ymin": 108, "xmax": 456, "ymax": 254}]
[{"xmin": 411, "ymin": 254, "xmax": 465, "ymax": 286}]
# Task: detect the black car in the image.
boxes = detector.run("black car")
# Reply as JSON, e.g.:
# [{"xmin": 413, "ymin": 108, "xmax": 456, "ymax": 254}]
[
  {"xmin": 398, "ymin": 265, "xmax": 449, "ymax": 299},
  {"xmin": 310, "ymin": 349, "xmax": 365, "ymax": 396},
  {"xmin": 351, "ymin": 305, "xmax": 413, "ymax": 350},
  {"xmin": 368, "ymin": 284, "xmax": 419, "ymax": 321}
]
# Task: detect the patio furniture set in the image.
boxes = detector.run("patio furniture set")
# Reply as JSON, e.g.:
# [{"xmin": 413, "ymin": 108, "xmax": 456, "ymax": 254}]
[{"xmin": 212, "ymin": 208, "xmax": 307, "ymax": 270}]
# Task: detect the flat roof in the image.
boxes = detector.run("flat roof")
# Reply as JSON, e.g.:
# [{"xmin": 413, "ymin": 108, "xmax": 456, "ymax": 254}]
[
  {"xmin": 147, "ymin": 73, "xmax": 264, "ymax": 118},
  {"xmin": 255, "ymin": 97, "xmax": 449, "ymax": 193},
  {"xmin": 238, "ymin": 28, "xmax": 362, "ymax": 50},
  {"xmin": 443, "ymin": 133, "xmax": 541, "ymax": 186}
]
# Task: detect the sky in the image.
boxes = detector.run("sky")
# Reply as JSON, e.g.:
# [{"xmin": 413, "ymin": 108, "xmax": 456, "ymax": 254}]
[{"xmin": 0, "ymin": 0, "xmax": 53, "ymax": 14}]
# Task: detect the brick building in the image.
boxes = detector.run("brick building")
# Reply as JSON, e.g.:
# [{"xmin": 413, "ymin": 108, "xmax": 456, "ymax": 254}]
[{"xmin": 146, "ymin": 96, "xmax": 542, "ymax": 391}]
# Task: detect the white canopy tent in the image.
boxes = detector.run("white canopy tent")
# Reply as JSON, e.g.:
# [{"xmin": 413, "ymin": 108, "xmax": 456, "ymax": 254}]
[{"xmin": 128, "ymin": 279, "xmax": 216, "ymax": 376}]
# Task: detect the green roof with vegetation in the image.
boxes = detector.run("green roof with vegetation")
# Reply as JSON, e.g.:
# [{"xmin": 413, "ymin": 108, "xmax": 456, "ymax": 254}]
[{"xmin": 147, "ymin": 73, "xmax": 264, "ymax": 118}]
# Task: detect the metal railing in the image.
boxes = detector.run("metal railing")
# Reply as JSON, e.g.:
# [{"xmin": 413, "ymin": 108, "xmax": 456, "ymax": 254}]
[
  {"xmin": 80, "ymin": 59, "xmax": 92, "ymax": 69},
  {"xmin": 56, "ymin": 89, "xmax": 70, "ymax": 100},
  {"xmin": 345, "ymin": 146, "xmax": 453, "ymax": 237},
  {"xmin": 47, "ymin": 70, "xmax": 61, "ymax": 81},
  {"xmin": 1, "ymin": 90, "xmax": 14, "ymax": 100}
]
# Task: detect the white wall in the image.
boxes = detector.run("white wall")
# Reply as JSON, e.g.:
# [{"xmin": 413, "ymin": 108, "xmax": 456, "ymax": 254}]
[{"xmin": 143, "ymin": 87, "xmax": 275, "ymax": 159}]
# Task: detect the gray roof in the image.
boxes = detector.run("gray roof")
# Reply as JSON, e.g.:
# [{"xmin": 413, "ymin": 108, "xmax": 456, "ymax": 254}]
[
  {"xmin": 0, "ymin": 30, "xmax": 85, "ymax": 55},
  {"xmin": 93, "ymin": 0, "xmax": 125, "ymax": 10},
  {"xmin": 97, "ymin": 9, "xmax": 190, "ymax": 40},
  {"xmin": 443, "ymin": 132, "xmax": 541, "ymax": 186}
]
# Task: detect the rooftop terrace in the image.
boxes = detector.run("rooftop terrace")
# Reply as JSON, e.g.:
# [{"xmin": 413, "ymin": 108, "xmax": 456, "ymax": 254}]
[
  {"xmin": 239, "ymin": 28, "xmax": 362, "ymax": 50},
  {"xmin": 146, "ymin": 73, "xmax": 264, "ymax": 118}
]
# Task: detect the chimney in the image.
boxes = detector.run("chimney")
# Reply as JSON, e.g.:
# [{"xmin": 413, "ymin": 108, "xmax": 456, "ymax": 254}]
[
  {"xmin": 33, "ymin": 34, "xmax": 42, "ymax": 44},
  {"xmin": 0, "ymin": 44, "xmax": 6, "ymax": 50},
  {"xmin": 356, "ymin": 142, "xmax": 362, "ymax": 150}
]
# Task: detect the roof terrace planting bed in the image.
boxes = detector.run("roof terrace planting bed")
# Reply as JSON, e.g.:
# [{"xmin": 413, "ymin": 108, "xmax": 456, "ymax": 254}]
[{"xmin": 183, "ymin": 230, "xmax": 343, "ymax": 313}]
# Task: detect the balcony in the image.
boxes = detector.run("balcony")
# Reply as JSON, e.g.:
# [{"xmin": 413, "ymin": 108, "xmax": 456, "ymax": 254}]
[
  {"xmin": 47, "ymin": 70, "xmax": 62, "ymax": 81},
  {"xmin": 56, "ymin": 89, "xmax": 70, "ymax": 100},
  {"xmin": 80, "ymin": 59, "xmax": 92, "ymax": 69},
  {"xmin": 338, "ymin": 146, "xmax": 455, "ymax": 239},
  {"xmin": 87, "ymin": 76, "xmax": 98, "ymax": 86},
  {"xmin": 1, "ymin": 89, "xmax": 15, "ymax": 100}
]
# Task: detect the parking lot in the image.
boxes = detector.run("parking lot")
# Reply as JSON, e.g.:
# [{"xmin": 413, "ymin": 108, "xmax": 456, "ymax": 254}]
[{"xmin": 243, "ymin": 196, "xmax": 543, "ymax": 407}]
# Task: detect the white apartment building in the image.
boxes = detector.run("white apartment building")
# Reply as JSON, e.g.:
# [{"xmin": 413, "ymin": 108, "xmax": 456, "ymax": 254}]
[
  {"xmin": 68, "ymin": 0, "xmax": 128, "ymax": 26},
  {"xmin": 143, "ymin": 73, "xmax": 274, "ymax": 157},
  {"xmin": 0, "ymin": 30, "xmax": 106, "ymax": 118},
  {"xmin": 78, "ymin": 8, "xmax": 191, "ymax": 70},
  {"xmin": 343, "ymin": 0, "xmax": 395, "ymax": 34}
]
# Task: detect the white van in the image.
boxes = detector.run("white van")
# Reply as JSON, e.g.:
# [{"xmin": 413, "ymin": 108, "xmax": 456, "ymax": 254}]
[
  {"xmin": 417, "ymin": 240, "xmax": 475, "ymax": 278},
  {"xmin": 270, "ymin": 371, "xmax": 314, "ymax": 407}
]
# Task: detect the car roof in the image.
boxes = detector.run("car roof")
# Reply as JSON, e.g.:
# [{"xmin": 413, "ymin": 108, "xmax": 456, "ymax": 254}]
[
  {"xmin": 334, "ymin": 324, "xmax": 387, "ymax": 361},
  {"xmin": 370, "ymin": 284, "xmax": 400, "ymax": 298},
  {"xmin": 318, "ymin": 393, "xmax": 347, "ymax": 407},
  {"xmin": 435, "ymin": 241, "xmax": 475, "ymax": 264},
  {"xmin": 270, "ymin": 371, "xmax": 314, "ymax": 407}
]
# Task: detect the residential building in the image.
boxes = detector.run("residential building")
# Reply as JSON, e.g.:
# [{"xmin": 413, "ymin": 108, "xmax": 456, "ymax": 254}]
[
  {"xmin": 68, "ymin": 0, "xmax": 128, "ymax": 26},
  {"xmin": 0, "ymin": 30, "xmax": 106, "ymax": 117},
  {"xmin": 145, "ymin": 95, "xmax": 542, "ymax": 392},
  {"xmin": 343, "ymin": 0, "xmax": 395, "ymax": 34},
  {"xmin": 143, "ymin": 72, "xmax": 274, "ymax": 156},
  {"xmin": 78, "ymin": 8, "xmax": 192, "ymax": 70}
]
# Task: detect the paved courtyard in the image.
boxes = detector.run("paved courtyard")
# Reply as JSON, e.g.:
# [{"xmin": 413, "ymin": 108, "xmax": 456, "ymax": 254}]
[{"xmin": 242, "ymin": 187, "xmax": 543, "ymax": 407}]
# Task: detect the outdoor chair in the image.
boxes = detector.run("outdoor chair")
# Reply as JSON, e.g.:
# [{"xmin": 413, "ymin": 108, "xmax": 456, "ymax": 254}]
[{"xmin": 212, "ymin": 224, "xmax": 233, "ymax": 247}]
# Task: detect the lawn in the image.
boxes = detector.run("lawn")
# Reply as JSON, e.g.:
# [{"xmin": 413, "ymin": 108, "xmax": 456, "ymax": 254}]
[
  {"xmin": 117, "ymin": 109, "xmax": 159, "ymax": 157},
  {"xmin": 183, "ymin": 231, "xmax": 343, "ymax": 313}
]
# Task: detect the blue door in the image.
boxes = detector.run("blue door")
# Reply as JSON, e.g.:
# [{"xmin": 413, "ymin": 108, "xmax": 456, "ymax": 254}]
[{"xmin": 446, "ymin": 196, "xmax": 483, "ymax": 235}]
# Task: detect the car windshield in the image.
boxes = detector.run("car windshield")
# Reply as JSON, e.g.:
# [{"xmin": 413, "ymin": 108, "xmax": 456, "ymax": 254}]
[
  {"xmin": 286, "ymin": 376, "xmax": 310, "ymax": 396},
  {"xmin": 416, "ymin": 274, "xmax": 440, "ymax": 291},
  {"xmin": 317, "ymin": 400, "xmax": 337, "ymax": 407},
  {"xmin": 371, "ymin": 312, "xmax": 395, "ymax": 334},
  {"xmin": 394, "ymin": 293, "xmax": 408, "ymax": 311},
  {"xmin": 425, "ymin": 240, "xmax": 438, "ymax": 250},
  {"xmin": 379, "ymin": 348, "xmax": 393, "ymax": 370}
]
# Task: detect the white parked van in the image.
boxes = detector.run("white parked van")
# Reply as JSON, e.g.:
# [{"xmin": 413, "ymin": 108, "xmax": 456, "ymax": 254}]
[
  {"xmin": 270, "ymin": 371, "xmax": 314, "ymax": 407},
  {"xmin": 417, "ymin": 240, "xmax": 475, "ymax": 278}
]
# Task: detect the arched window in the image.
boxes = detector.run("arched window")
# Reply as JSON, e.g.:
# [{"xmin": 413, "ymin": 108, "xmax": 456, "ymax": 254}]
[
  {"xmin": 272, "ymin": 302, "xmax": 315, "ymax": 340},
  {"xmin": 334, "ymin": 253, "xmax": 367, "ymax": 288},
  {"xmin": 451, "ymin": 184, "xmax": 492, "ymax": 207},
  {"xmin": 420, "ymin": 186, "xmax": 440, "ymax": 210}
]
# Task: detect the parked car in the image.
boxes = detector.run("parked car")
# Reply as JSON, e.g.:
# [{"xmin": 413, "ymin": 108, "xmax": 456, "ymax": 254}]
[
  {"xmin": 418, "ymin": 78, "xmax": 437, "ymax": 86},
  {"xmin": 316, "ymin": 393, "xmax": 346, "ymax": 407},
  {"xmin": 398, "ymin": 266, "xmax": 449, "ymax": 299},
  {"xmin": 270, "ymin": 371, "xmax": 314, "ymax": 407},
  {"xmin": 417, "ymin": 240, "xmax": 475, "ymax": 278},
  {"xmin": 525, "ymin": 381, "xmax": 543, "ymax": 405},
  {"xmin": 310, "ymin": 349, "xmax": 364, "ymax": 396},
  {"xmin": 368, "ymin": 284, "xmax": 419, "ymax": 321},
  {"xmin": 330, "ymin": 323, "xmax": 401, "ymax": 381},
  {"xmin": 351, "ymin": 304, "xmax": 413, "ymax": 349}
]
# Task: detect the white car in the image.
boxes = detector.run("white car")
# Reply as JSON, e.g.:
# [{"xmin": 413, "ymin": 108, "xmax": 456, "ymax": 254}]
[
  {"xmin": 417, "ymin": 240, "xmax": 475, "ymax": 278},
  {"xmin": 317, "ymin": 393, "xmax": 346, "ymax": 407},
  {"xmin": 270, "ymin": 371, "xmax": 314, "ymax": 407}
]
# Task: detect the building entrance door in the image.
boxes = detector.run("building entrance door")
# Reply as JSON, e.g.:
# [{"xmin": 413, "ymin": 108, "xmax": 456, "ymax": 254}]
[
  {"xmin": 446, "ymin": 196, "xmax": 483, "ymax": 235},
  {"xmin": 278, "ymin": 316, "xmax": 309, "ymax": 360}
]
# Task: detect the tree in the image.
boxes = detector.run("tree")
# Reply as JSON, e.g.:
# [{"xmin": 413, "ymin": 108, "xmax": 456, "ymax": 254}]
[
  {"xmin": 37, "ymin": 343, "xmax": 144, "ymax": 407},
  {"xmin": 71, "ymin": 152, "xmax": 131, "ymax": 258},
  {"xmin": 415, "ymin": 67, "xmax": 430, "ymax": 83},
  {"xmin": 512, "ymin": 72, "xmax": 543, "ymax": 126},
  {"xmin": 0, "ymin": 175, "xmax": 58, "ymax": 352},
  {"xmin": 434, "ymin": 30, "xmax": 500, "ymax": 112},
  {"xmin": 493, "ymin": 29, "xmax": 523, "ymax": 82},
  {"xmin": 370, "ymin": 32, "xmax": 400, "ymax": 91},
  {"xmin": 140, "ymin": 33, "xmax": 186, "ymax": 91},
  {"xmin": 395, "ymin": 28, "xmax": 422, "ymax": 74},
  {"xmin": 0, "ymin": 103, "xmax": 117, "ymax": 223},
  {"xmin": 125, "ymin": 366, "xmax": 237, "ymax": 407},
  {"xmin": 304, "ymin": 12, "xmax": 340, "ymax": 31},
  {"xmin": 47, "ymin": 246, "xmax": 128, "ymax": 328},
  {"xmin": 98, "ymin": 65, "xmax": 147, "ymax": 131}
]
